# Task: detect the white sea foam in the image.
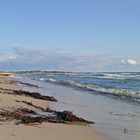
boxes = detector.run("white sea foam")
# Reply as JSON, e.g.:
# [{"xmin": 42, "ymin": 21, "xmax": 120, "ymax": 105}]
[{"xmin": 39, "ymin": 78, "xmax": 45, "ymax": 81}]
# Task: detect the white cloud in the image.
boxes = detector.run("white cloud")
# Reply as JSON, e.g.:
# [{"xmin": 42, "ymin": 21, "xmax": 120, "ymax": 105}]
[
  {"xmin": 127, "ymin": 59, "xmax": 137, "ymax": 65},
  {"xmin": 9, "ymin": 56, "xmax": 16, "ymax": 60},
  {"xmin": 121, "ymin": 58, "xmax": 137, "ymax": 65}
]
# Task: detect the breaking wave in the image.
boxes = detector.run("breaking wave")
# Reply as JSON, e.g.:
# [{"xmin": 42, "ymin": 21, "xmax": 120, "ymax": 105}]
[{"xmin": 39, "ymin": 77, "xmax": 140, "ymax": 99}]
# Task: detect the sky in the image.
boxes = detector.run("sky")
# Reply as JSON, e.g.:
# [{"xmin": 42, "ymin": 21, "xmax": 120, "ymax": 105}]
[{"xmin": 0, "ymin": 0, "xmax": 140, "ymax": 72}]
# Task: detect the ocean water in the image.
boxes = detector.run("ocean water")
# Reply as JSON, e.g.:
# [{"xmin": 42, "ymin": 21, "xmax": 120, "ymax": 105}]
[{"xmin": 15, "ymin": 72, "xmax": 140, "ymax": 140}]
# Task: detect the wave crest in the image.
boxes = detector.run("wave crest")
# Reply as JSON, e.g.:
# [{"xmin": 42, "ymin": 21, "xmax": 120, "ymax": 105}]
[{"xmin": 39, "ymin": 78, "xmax": 140, "ymax": 99}]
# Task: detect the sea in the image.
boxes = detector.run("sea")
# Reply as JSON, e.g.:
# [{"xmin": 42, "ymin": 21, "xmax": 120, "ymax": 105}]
[{"xmin": 14, "ymin": 71, "xmax": 140, "ymax": 140}]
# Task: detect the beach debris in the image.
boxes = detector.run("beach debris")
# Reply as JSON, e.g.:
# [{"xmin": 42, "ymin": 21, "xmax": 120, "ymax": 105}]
[
  {"xmin": 16, "ymin": 100, "xmax": 95, "ymax": 124},
  {"xmin": 13, "ymin": 90, "xmax": 57, "ymax": 101},
  {"xmin": 123, "ymin": 127, "xmax": 128, "ymax": 133},
  {"xmin": 54, "ymin": 111, "xmax": 94, "ymax": 124},
  {"xmin": 0, "ymin": 107, "xmax": 94, "ymax": 125},
  {"xmin": 0, "ymin": 88, "xmax": 57, "ymax": 102},
  {"xmin": 21, "ymin": 101, "xmax": 49, "ymax": 111}
]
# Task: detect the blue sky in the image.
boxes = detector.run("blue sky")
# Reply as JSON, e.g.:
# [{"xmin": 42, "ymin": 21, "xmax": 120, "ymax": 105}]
[{"xmin": 0, "ymin": 0, "xmax": 140, "ymax": 71}]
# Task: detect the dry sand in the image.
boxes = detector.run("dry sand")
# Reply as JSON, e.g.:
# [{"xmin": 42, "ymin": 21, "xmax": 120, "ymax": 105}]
[{"xmin": 0, "ymin": 76, "xmax": 109, "ymax": 140}]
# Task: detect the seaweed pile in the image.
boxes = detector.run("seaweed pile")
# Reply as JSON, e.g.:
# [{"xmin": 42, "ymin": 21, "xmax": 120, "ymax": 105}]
[
  {"xmin": 13, "ymin": 90, "xmax": 57, "ymax": 102},
  {"xmin": 0, "ymin": 101, "xmax": 94, "ymax": 125}
]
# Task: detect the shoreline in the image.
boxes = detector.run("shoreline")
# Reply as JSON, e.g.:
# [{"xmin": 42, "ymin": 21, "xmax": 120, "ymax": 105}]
[{"xmin": 0, "ymin": 76, "xmax": 109, "ymax": 140}]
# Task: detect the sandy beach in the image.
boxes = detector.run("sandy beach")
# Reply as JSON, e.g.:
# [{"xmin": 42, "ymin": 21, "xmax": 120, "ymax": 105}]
[
  {"xmin": 0, "ymin": 76, "xmax": 109, "ymax": 140},
  {"xmin": 1, "ymin": 1, "xmax": 139, "ymax": 139}
]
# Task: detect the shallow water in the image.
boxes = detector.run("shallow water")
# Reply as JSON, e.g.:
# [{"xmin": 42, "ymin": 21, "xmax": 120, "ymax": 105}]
[{"xmin": 16, "ymin": 72, "xmax": 140, "ymax": 140}]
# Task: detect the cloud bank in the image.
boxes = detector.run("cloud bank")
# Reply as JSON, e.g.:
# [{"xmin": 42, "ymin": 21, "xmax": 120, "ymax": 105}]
[{"xmin": 0, "ymin": 47, "xmax": 139, "ymax": 72}]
